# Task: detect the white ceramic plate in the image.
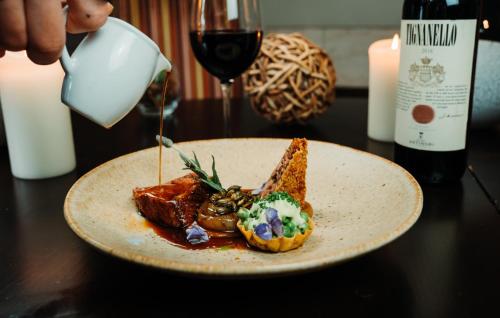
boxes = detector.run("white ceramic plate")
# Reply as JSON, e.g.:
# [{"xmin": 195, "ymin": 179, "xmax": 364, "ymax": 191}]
[{"xmin": 64, "ymin": 139, "xmax": 422, "ymax": 277}]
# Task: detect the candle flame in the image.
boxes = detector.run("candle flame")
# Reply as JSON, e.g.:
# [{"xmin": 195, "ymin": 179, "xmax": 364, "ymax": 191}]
[
  {"xmin": 391, "ymin": 33, "xmax": 400, "ymax": 50},
  {"xmin": 483, "ymin": 19, "xmax": 490, "ymax": 30}
]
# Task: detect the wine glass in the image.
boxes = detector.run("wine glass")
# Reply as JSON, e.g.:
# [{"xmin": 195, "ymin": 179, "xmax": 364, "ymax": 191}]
[{"xmin": 190, "ymin": 0, "xmax": 263, "ymax": 137}]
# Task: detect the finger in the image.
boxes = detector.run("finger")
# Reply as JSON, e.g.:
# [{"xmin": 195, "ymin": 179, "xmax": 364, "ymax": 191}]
[
  {"xmin": 67, "ymin": 0, "xmax": 113, "ymax": 34},
  {"xmin": 25, "ymin": 0, "xmax": 66, "ymax": 65},
  {"xmin": 0, "ymin": 0, "xmax": 28, "ymax": 51}
]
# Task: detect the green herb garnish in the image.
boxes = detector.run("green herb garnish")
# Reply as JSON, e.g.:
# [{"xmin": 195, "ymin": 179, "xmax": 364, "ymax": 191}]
[
  {"xmin": 256, "ymin": 192, "xmax": 300, "ymax": 208},
  {"xmin": 156, "ymin": 135, "xmax": 225, "ymax": 192}
]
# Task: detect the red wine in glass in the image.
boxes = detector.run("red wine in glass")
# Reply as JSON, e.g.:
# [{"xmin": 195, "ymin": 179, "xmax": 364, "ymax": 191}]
[
  {"xmin": 190, "ymin": 0, "xmax": 262, "ymax": 137},
  {"xmin": 189, "ymin": 30, "xmax": 262, "ymax": 84}
]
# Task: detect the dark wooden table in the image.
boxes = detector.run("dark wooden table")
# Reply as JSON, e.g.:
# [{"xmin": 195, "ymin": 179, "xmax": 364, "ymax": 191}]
[{"xmin": 1, "ymin": 96, "xmax": 499, "ymax": 317}]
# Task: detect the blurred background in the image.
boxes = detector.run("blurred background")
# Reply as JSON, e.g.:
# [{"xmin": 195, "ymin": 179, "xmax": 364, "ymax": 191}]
[
  {"xmin": 110, "ymin": 0, "xmax": 500, "ymax": 100},
  {"xmin": 112, "ymin": 0, "xmax": 400, "ymax": 99},
  {"xmin": 2, "ymin": 0, "xmax": 500, "ymax": 145}
]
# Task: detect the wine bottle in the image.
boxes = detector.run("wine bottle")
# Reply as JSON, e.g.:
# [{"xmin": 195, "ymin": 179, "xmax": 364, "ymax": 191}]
[{"xmin": 394, "ymin": 0, "xmax": 480, "ymax": 184}]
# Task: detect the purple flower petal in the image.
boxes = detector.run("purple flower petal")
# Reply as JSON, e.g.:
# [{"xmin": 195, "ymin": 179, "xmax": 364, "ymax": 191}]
[
  {"xmin": 255, "ymin": 223, "xmax": 272, "ymax": 240},
  {"xmin": 270, "ymin": 218, "xmax": 283, "ymax": 237},
  {"xmin": 265, "ymin": 207, "xmax": 278, "ymax": 223},
  {"xmin": 186, "ymin": 223, "xmax": 209, "ymax": 244}
]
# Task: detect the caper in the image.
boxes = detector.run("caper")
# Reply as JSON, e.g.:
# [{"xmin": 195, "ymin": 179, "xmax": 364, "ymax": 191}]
[
  {"xmin": 229, "ymin": 201, "xmax": 238, "ymax": 212},
  {"xmin": 210, "ymin": 196, "xmax": 219, "ymax": 203},
  {"xmin": 215, "ymin": 206, "xmax": 231, "ymax": 215},
  {"xmin": 227, "ymin": 185, "xmax": 241, "ymax": 192},
  {"xmin": 210, "ymin": 192, "xmax": 223, "ymax": 201},
  {"xmin": 231, "ymin": 192, "xmax": 243, "ymax": 201},
  {"xmin": 243, "ymin": 201, "xmax": 253, "ymax": 208},
  {"xmin": 216, "ymin": 197, "xmax": 232, "ymax": 205},
  {"xmin": 237, "ymin": 198, "xmax": 247, "ymax": 206}
]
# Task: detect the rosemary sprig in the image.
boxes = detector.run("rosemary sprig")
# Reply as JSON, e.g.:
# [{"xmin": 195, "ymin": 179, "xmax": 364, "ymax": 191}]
[{"xmin": 156, "ymin": 135, "xmax": 225, "ymax": 192}]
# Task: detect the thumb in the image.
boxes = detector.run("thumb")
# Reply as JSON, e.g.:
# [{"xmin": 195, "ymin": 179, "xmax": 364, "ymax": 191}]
[{"xmin": 66, "ymin": 0, "xmax": 113, "ymax": 34}]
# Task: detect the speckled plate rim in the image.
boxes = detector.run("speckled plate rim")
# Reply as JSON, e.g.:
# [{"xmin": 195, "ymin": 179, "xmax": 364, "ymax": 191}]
[{"xmin": 64, "ymin": 138, "xmax": 423, "ymax": 277}]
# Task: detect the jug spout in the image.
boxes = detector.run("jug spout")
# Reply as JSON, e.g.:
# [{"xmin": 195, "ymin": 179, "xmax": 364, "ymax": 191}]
[{"xmin": 153, "ymin": 54, "xmax": 172, "ymax": 81}]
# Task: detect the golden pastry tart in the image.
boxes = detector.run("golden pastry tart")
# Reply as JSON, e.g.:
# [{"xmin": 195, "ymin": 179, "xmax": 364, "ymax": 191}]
[{"xmin": 237, "ymin": 218, "xmax": 314, "ymax": 252}]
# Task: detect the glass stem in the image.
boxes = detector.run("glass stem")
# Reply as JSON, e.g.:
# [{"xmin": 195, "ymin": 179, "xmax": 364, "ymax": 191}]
[{"xmin": 220, "ymin": 80, "xmax": 233, "ymax": 137}]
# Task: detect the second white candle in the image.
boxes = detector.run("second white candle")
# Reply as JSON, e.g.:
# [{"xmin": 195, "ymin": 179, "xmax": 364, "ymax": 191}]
[{"xmin": 368, "ymin": 34, "xmax": 400, "ymax": 142}]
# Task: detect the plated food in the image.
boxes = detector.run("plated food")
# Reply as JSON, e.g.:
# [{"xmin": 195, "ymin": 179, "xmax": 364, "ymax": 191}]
[
  {"xmin": 133, "ymin": 138, "xmax": 313, "ymax": 252},
  {"xmin": 64, "ymin": 138, "xmax": 423, "ymax": 275}
]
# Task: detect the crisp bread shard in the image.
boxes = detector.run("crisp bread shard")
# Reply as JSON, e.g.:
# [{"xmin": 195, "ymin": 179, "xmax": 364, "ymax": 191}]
[{"xmin": 260, "ymin": 138, "xmax": 307, "ymax": 207}]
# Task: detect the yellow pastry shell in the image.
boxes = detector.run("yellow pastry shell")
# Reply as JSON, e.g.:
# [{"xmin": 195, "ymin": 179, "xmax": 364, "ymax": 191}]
[{"xmin": 237, "ymin": 218, "xmax": 314, "ymax": 253}]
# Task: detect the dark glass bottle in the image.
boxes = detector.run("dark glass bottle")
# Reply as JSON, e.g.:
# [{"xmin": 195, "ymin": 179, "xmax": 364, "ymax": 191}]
[{"xmin": 394, "ymin": 0, "xmax": 480, "ymax": 184}]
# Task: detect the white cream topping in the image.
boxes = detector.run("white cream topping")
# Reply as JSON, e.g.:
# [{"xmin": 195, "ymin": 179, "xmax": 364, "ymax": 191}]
[{"xmin": 245, "ymin": 198, "xmax": 306, "ymax": 230}]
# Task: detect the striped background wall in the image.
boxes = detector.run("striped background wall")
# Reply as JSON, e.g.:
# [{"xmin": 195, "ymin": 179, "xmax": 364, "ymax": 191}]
[{"xmin": 113, "ymin": 0, "xmax": 243, "ymax": 100}]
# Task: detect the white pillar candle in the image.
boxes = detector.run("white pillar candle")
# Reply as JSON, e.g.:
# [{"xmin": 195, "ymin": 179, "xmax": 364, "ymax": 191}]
[
  {"xmin": 368, "ymin": 34, "xmax": 400, "ymax": 142},
  {"xmin": 0, "ymin": 51, "xmax": 76, "ymax": 179}
]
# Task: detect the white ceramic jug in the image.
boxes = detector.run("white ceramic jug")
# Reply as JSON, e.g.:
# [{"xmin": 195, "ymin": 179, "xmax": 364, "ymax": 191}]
[{"xmin": 60, "ymin": 17, "xmax": 171, "ymax": 128}]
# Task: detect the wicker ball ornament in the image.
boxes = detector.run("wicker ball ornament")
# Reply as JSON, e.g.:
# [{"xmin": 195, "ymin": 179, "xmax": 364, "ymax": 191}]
[{"xmin": 244, "ymin": 33, "xmax": 336, "ymax": 124}]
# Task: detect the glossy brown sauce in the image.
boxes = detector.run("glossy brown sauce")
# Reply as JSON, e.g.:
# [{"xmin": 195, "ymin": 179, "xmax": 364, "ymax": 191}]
[{"xmin": 146, "ymin": 220, "xmax": 252, "ymax": 250}]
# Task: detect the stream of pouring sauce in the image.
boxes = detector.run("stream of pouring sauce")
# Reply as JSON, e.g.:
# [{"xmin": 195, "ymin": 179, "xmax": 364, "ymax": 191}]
[{"xmin": 158, "ymin": 71, "xmax": 170, "ymax": 185}]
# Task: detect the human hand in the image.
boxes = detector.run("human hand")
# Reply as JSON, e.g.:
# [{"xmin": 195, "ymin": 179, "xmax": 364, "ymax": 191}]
[{"xmin": 0, "ymin": 0, "xmax": 113, "ymax": 65}]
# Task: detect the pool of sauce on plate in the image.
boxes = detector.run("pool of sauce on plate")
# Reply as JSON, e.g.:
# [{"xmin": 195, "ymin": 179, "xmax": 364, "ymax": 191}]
[
  {"xmin": 145, "ymin": 220, "xmax": 252, "ymax": 250},
  {"xmin": 144, "ymin": 201, "xmax": 313, "ymax": 251}
]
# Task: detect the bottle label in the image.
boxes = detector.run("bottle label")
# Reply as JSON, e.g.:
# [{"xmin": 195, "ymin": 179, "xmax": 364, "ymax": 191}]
[{"xmin": 395, "ymin": 19, "xmax": 476, "ymax": 151}]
